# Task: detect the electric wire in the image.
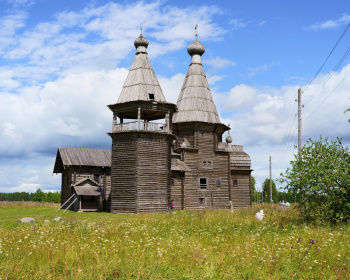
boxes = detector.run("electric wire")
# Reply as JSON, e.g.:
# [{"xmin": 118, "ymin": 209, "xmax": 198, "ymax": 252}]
[
  {"xmin": 304, "ymin": 45, "xmax": 350, "ymax": 106},
  {"xmin": 303, "ymin": 23, "xmax": 350, "ymax": 94},
  {"xmin": 305, "ymin": 66, "xmax": 350, "ymax": 121}
]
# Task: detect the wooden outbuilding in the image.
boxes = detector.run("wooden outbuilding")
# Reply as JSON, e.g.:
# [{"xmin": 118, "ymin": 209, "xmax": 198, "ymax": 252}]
[{"xmin": 53, "ymin": 147, "xmax": 111, "ymax": 211}]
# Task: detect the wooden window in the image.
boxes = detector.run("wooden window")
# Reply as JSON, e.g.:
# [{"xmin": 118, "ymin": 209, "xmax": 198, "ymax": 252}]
[
  {"xmin": 148, "ymin": 93, "xmax": 155, "ymax": 100},
  {"xmin": 94, "ymin": 174, "xmax": 100, "ymax": 184},
  {"xmin": 171, "ymin": 178, "xmax": 175, "ymax": 186},
  {"xmin": 216, "ymin": 179, "xmax": 221, "ymax": 187},
  {"xmin": 198, "ymin": 197, "xmax": 206, "ymax": 207},
  {"xmin": 199, "ymin": 177, "xmax": 208, "ymax": 189},
  {"xmin": 201, "ymin": 160, "xmax": 213, "ymax": 169},
  {"xmin": 233, "ymin": 179, "xmax": 238, "ymax": 186}
]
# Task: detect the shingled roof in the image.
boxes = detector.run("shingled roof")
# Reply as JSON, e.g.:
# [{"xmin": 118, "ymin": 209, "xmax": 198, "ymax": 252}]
[
  {"xmin": 53, "ymin": 147, "xmax": 111, "ymax": 173},
  {"xmin": 172, "ymin": 39, "xmax": 221, "ymax": 124},
  {"xmin": 117, "ymin": 34, "xmax": 167, "ymax": 104}
]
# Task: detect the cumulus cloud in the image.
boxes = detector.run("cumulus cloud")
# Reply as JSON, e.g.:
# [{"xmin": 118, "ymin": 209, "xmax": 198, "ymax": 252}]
[
  {"xmin": 203, "ymin": 56, "xmax": 236, "ymax": 69},
  {"xmin": 219, "ymin": 64, "xmax": 350, "ymax": 188},
  {"xmin": 158, "ymin": 73, "xmax": 185, "ymax": 103},
  {"xmin": 304, "ymin": 13, "xmax": 350, "ymax": 30},
  {"xmin": 220, "ymin": 84, "xmax": 258, "ymax": 111}
]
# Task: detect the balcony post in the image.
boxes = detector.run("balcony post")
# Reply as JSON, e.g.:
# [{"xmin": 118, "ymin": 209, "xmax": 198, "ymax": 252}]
[
  {"xmin": 113, "ymin": 113, "xmax": 117, "ymax": 132},
  {"xmin": 137, "ymin": 107, "xmax": 141, "ymax": 131},
  {"xmin": 165, "ymin": 111, "xmax": 170, "ymax": 133}
]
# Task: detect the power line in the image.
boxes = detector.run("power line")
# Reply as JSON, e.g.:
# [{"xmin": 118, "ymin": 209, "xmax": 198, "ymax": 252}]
[
  {"xmin": 304, "ymin": 45, "xmax": 350, "ymax": 106},
  {"xmin": 303, "ymin": 23, "xmax": 350, "ymax": 93},
  {"xmin": 305, "ymin": 66, "xmax": 350, "ymax": 121}
]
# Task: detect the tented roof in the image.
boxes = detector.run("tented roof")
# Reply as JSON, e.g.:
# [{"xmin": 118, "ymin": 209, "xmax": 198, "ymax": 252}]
[
  {"xmin": 116, "ymin": 35, "xmax": 166, "ymax": 104},
  {"xmin": 172, "ymin": 63, "xmax": 221, "ymax": 124}
]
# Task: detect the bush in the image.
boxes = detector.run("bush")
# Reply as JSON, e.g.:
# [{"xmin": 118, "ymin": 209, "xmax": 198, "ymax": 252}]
[{"xmin": 279, "ymin": 136, "xmax": 350, "ymax": 224}]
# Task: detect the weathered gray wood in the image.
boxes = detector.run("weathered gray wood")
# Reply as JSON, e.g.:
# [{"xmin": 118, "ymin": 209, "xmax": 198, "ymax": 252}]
[{"xmin": 64, "ymin": 196, "xmax": 78, "ymax": 213}]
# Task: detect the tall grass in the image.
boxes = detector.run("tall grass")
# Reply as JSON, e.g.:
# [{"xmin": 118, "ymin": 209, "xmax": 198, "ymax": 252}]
[{"xmin": 0, "ymin": 202, "xmax": 349, "ymax": 279}]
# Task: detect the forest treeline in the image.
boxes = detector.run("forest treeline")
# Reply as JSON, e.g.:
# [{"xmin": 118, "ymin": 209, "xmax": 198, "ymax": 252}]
[{"xmin": 0, "ymin": 189, "xmax": 60, "ymax": 203}]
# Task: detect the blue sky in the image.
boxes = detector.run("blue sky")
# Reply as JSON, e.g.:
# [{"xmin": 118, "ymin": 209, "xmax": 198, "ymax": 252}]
[{"xmin": 0, "ymin": 0, "xmax": 349, "ymax": 193}]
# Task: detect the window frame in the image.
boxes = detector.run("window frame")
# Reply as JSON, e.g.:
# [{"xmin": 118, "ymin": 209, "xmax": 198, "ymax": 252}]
[
  {"xmin": 199, "ymin": 177, "xmax": 208, "ymax": 189},
  {"xmin": 93, "ymin": 174, "xmax": 100, "ymax": 184},
  {"xmin": 233, "ymin": 179, "xmax": 238, "ymax": 187},
  {"xmin": 201, "ymin": 160, "xmax": 213, "ymax": 169},
  {"xmin": 198, "ymin": 197, "xmax": 206, "ymax": 208},
  {"xmin": 216, "ymin": 178, "xmax": 221, "ymax": 187}
]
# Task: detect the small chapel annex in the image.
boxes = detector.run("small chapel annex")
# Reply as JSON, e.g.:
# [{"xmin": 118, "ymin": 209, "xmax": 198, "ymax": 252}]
[{"xmin": 53, "ymin": 32, "xmax": 252, "ymax": 213}]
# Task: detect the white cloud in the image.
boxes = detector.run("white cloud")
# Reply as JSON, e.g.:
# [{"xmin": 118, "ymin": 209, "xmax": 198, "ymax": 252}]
[
  {"xmin": 9, "ymin": 183, "xmax": 41, "ymax": 193},
  {"xmin": 246, "ymin": 62, "xmax": 279, "ymax": 78},
  {"xmin": 229, "ymin": 19, "xmax": 247, "ymax": 30},
  {"xmin": 0, "ymin": 68, "xmax": 128, "ymax": 158},
  {"xmin": 203, "ymin": 56, "xmax": 236, "ymax": 69},
  {"xmin": 158, "ymin": 73, "xmax": 185, "ymax": 103},
  {"xmin": 304, "ymin": 13, "xmax": 350, "ymax": 30},
  {"xmin": 5, "ymin": 0, "xmax": 35, "ymax": 8},
  {"xmin": 219, "ymin": 64, "xmax": 350, "ymax": 188},
  {"xmin": 222, "ymin": 84, "xmax": 258, "ymax": 111},
  {"xmin": 207, "ymin": 75, "xmax": 225, "ymax": 85},
  {"xmin": 0, "ymin": 1, "xmax": 225, "ymax": 89}
]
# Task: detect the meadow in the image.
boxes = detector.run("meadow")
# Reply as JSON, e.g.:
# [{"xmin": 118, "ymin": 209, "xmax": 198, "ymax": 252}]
[{"xmin": 0, "ymin": 202, "xmax": 349, "ymax": 279}]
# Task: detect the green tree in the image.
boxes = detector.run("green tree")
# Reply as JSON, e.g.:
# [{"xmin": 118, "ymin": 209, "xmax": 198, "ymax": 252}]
[
  {"xmin": 46, "ymin": 192, "xmax": 61, "ymax": 203},
  {"xmin": 279, "ymin": 136, "xmax": 350, "ymax": 224},
  {"xmin": 33, "ymin": 188, "xmax": 47, "ymax": 202},
  {"xmin": 250, "ymin": 176, "xmax": 256, "ymax": 194},
  {"xmin": 263, "ymin": 179, "xmax": 278, "ymax": 203}
]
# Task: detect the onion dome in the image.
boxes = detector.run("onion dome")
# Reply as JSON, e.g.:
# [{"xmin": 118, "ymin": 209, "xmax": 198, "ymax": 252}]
[
  {"xmin": 187, "ymin": 39, "xmax": 205, "ymax": 56},
  {"xmin": 226, "ymin": 135, "xmax": 232, "ymax": 144},
  {"xmin": 134, "ymin": 34, "xmax": 149, "ymax": 48},
  {"xmin": 134, "ymin": 34, "xmax": 149, "ymax": 54}
]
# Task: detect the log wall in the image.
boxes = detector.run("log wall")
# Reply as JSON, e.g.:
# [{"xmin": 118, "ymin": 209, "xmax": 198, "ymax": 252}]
[
  {"xmin": 61, "ymin": 166, "xmax": 112, "ymax": 211},
  {"xmin": 61, "ymin": 167, "xmax": 72, "ymax": 209},
  {"xmin": 111, "ymin": 132, "xmax": 174, "ymax": 213},
  {"xmin": 174, "ymin": 123, "xmax": 232, "ymax": 210},
  {"xmin": 170, "ymin": 171, "xmax": 183, "ymax": 210},
  {"xmin": 231, "ymin": 171, "xmax": 251, "ymax": 209}
]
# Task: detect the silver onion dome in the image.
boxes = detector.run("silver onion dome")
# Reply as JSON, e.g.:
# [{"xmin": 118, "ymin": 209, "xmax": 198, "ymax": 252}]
[
  {"xmin": 134, "ymin": 34, "xmax": 149, "ymax": 48},
  {"xmin": 187, "ymin": 39, "xmax": 205, "ymax": 56}
]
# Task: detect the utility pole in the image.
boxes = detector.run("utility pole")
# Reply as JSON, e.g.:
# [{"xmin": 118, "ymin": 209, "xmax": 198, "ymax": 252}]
[
  {"xmin": 270, "ymin": 155, "xmax": 272, "ymax": 204},
  {"xmin": 298, "ymin": 88, "xmax": 302, "ymax": 157},
  {"xmin": 297, "ymin": 88, "xmax": 304, "ymax": 216}
]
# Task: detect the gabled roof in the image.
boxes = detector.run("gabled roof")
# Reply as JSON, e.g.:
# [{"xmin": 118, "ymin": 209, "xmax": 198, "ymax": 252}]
[
  {"xmin": 172, "ymin": 39, "xmax": 221, "ymax": 124},
  {"xmin": 116, "ymin": 35, "xmax": 166, "ymax": 104},
  {"xmin": 53, "ymin": 147, "xmax": 111, "ymax": 173},
  {"xmin": 73, "ymin": 178, "xmax": 106, "ymax": 196}
]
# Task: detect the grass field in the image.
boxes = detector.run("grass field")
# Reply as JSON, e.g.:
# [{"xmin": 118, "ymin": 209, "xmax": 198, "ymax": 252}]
[{"xmin": 0, "ymin": 202, "xmax": 349, "ymax": 279}]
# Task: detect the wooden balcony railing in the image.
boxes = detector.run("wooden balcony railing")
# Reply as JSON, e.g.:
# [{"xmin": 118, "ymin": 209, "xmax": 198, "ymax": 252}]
[{"xmin": 113, "ymin": 121, "xmax": 169, "ymax": 133}]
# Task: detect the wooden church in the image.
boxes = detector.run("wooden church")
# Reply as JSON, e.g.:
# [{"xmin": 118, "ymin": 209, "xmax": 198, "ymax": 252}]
[{"xmin": 53, "ymin": 33, "xmax": 252, "ymax": 213}]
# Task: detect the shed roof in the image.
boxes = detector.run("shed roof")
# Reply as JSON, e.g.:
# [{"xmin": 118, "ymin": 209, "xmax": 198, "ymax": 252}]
[
  {"xmin": 53, "ymin": 147, "xmax": 111, "ymax": 173},
  {"xmin": 172, "ymin": 58, "xmax": 221, "ymax": 124},
  {"xmin": 171, "ymin": 159, "xmax": 191, "ymax": 172},
  {"xmin": 116, "ymin": 35, "xmax": 167, "ymax": 104}
]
